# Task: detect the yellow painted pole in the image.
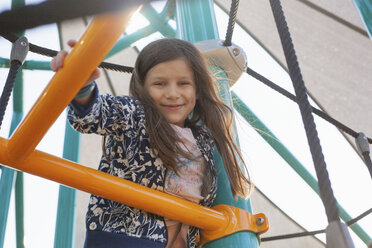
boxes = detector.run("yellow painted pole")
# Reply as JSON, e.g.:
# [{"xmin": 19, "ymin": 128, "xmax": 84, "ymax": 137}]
[
  {"xmin": 0, "ymin": 137, "xmax": 227, "ymax": 231},
  {"xmin": 7, "ymin": 6, "xmax": 141, "ymax": 162}
]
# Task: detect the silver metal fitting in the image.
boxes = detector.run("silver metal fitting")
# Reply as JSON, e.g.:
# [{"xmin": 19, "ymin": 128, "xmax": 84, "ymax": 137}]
[
  {"xmin": 356, "ymin": 132, "xmax": 370, "ymax": 154},
  {"xmin": 256, "ymin": 217, "xmax": 265, "ymax": 226},
  {"xmin": 194, "ymin": 39, "xmax": 247, "ymax": 86},
  {"xmin": 10, "ymin": 36, "xmax": 29, "ymax": 65},
  {"xmin": 326, "ymin": 220, "xmax": 355, "ymax": 248}
]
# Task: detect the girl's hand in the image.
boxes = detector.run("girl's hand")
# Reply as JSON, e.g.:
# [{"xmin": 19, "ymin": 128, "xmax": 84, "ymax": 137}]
[{"xmin": 50, "ymin": 40, "xmax": 101, "ymax": 88}]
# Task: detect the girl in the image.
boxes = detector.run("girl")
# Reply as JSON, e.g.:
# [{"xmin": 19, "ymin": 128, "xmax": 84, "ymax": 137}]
[{"xmin": 51, "ymin": 38, "xmax": 251, "ymax": 248}]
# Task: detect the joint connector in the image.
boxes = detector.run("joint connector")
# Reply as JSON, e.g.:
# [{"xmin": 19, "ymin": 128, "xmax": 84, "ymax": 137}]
[
  {"xmin": 356, "ymin": 132, "xmax": 370, "ymax": 154},
  {"xmin": 201, "ymin": 204, "xmax": 269, "ymax": 246},
  {"xmin": 195, "ymin": 39, "xmax": 247, "ymax": 87},
  {"xmin": 326, "ymin": 220, "xmax": 355, "ymax": 248},
  {"xmin": 10, "ymin": 36, "xmax": 29, "ymax": 65}
]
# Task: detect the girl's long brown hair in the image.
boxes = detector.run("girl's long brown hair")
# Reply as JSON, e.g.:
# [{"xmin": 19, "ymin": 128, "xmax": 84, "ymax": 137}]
[{"xmin": 111, "ymin": 38, "xmax": 251, "ymax": 198}]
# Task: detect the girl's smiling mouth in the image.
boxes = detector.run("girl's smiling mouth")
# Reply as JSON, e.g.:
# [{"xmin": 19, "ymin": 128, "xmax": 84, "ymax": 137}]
[{"xmin": 161, "ymin": 104, "xmax": 184, "ymax": 110}]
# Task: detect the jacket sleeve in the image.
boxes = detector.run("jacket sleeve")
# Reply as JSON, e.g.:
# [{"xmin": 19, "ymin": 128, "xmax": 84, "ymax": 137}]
[{"xmin": 67, "ymin": 82, "xmax": 139, "ymax": 136}]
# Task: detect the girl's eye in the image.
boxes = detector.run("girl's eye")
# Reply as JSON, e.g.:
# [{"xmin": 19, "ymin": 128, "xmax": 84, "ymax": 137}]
[
  {"xmin": 180, "ymin": 81, "xmax": 190, "ymax": 85},
  {"xmin": 154, "ymin": 82, "xmax": 164, "ymax": 86}
]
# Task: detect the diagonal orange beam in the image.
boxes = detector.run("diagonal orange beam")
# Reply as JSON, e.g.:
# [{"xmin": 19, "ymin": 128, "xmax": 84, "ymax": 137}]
[
  {"xmin": 0, "ymin": 4, "xmax": 269, "ymax": 242},
  {"xmin": 0, "ymin": 137, "xmax": 227, "ymax": 231},
  {"xmin": 7, "ymin": 6, "xmax": 141, "ymax": 162},
  {"xmin": 0, "ymin": 137, "xmax": 269, "ymax": 241}
]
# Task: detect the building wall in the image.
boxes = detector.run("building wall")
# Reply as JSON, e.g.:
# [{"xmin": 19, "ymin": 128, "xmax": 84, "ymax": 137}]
[
  {"xmin": 251, "ymin": 189, "xmax": 325, "ymax": 248},
  {"xmin": 216, "ymin": 0, "xmax": 372, "ymax": 144}
]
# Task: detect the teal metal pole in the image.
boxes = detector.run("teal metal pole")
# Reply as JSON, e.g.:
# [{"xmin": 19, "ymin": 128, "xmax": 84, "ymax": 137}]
[
  {"xmin": 53, "ymin": 120, "xmax": 80, "ymax": 248},
  {"xmin": 105, "ymin": 26, "xmax": 157, "ymax": 59},
  {"xmin": 22, "ymin": 61, "xmax": 51, "ymax": 71},
  {"xmin": 0, "ymin": 47, "xmax": 25, "ymax": 248},
  {"xmin": 159, "ymin": 0, "xmax": 176, "ymax": 23},
  {"xmin": 0, "ymin": 167, "xmax": 17, "ymax": 247},
  {"xmin": 0, "ymin": 113, "xmax": 23, "ymax": 248},
  {"xmin": 232, "ymin": 92, "xmax": 372, "ymax": 245},
  {"xmin": 0, "ymin": 66, "xmax": 24, "ymax": 248},
  {"xmin": 15, "ymin": 173, "xmax": 24, "ymax": 248},
  {"xmin": 175, "ymin": 0, "xmax": 218, "ymax": 43},
  {"xmin": 0, "ymin": 58, "xmax": 11, "ymax": 68},
  {"xmin": 140, "ymin": 4, "xmax": 176, "ymax": 37},
  {"xmin": 0, "ymin": 1, "xmax": 26, "ymax": 247},
  {"xmin": 0, "ymin": 86, "xmax": 23, "ymax": 248},
  {"xmin": 0, "ymin": 58, "xmax": 52, "ymax": 71},
  {"xmin": 106, "ymin": 2, "xmax": 176, "ymax": 59},
  {"xmin": 353, "ymin": 0, "xmax": 372, "ymax": 39},
  {"xmin": 53, "ymin": 23, "xmax": 79, "ymax": 248},
  {"xmin": 13, "ymin": 72, "xmax": 25, "ymax": 248},
  {"xmin": 175, "ymin": 1, "xmax": 259, "ymax": 247}
]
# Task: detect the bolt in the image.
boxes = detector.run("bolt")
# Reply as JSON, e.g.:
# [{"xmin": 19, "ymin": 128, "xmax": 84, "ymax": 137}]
[
  {"xmin": 20, "ymin": 41, "xmax": 27, "ymax": 46},
  {"xmin": 256, "ymin": 217, "xmax": 265, "ymax": 226},
  {"xmin": 232, "ymin": 48, "xmax": 240, "ymax": 56}
]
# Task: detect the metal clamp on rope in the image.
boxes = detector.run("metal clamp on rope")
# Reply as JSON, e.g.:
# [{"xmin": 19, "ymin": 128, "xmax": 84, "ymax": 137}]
[
  {"xmin": 194, "ymin": 40, "xmax": 247, "ymax": 86},
  {"xmin": 0, "ymin": 37, "xmax": 29, "ymax": 129},
  {"xmin": 200, "ymin": 204, "xmax": 269, "ymax": 246},
  {"xmin": 10, "ymin": 36, "xmax": 29, "ymax": 65},
  {"xmin": 356, "ymin": 132, "xmax": 370, "ymax": 155},
  {"xmin": 326, "ymin": 220, "xmax": 355, "ymax": 248}
]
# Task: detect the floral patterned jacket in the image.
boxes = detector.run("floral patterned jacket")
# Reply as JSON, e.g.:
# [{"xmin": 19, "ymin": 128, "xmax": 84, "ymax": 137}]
[{"xmin": 68, "ymin": 84, "xmax": 217, "ymax": 248}]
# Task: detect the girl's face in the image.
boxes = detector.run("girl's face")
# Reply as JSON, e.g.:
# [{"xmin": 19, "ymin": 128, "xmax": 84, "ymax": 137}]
[{"xmin": 144, "ymin": 58, "xmax": 197, "ymax": 127}]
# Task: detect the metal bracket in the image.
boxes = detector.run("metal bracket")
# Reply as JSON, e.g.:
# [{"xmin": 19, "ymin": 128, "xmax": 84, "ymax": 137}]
[
  {"xmin": 195, "ymin": 39, "xmax": 247, "ymax": 86},
  {"xmin": 200, "ymin": 204, "xmax": 269, "ymax": 246},
  {"xmin": 326, "ymin": 220, "xmax": 355, "ymax": 248},
  {"xmin": 355, "ymin": 132, "xmax": 370, "ymax": 154},
  {"xmin": 10, "ymin": 36, "xmax": 29, "ymax": 65}
]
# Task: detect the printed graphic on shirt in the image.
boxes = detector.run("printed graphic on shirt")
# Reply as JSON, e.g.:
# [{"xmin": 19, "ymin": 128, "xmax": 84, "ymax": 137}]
[{"xmin": 164, "ymin": 125, "xmax": 206, "ymax": 203}]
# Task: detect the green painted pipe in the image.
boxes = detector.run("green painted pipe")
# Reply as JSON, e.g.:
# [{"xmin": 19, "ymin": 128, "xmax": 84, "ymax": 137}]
[
  {"xmin": 15, "ymin": 172, "xmax": 24, "ymax": 248},
  {"xmin": 105, "ymin": 26, "xmax": 157, "ymax": 59},
  {"xmin": 0, "ymin": 58, "xmax": 52, "ymax": 71},
  {"xmin": 23, "ymin": 60, "xmax": 51, "ymax": 71},
  {"xmin": 0, "ymin": 58, "xmax": 11, "ymax": 68},
  {"xmin": 0, "ymin": 0, "xmax": 26, "ymax": 245},
  {"xmin": 0, "ymin": 168, "xmax": 16, "ymax": 248},
  {"xmin": 175, "ymin": 0, "xmax": 218, "ymax": 43},
  {"xmin": 13, "ymin": 63, "xmax": 25, "ymax": 248},
  {"xmin": 140, "ymin": 4, "xmax": 176, "ymax": 38},
  {"xmin": 106, "ymin": 3, "xmax": 176, "ymax": 60},
  {"xmin": 54, "ymin": 120, "xmax": 80, "ymax": 248},
  {"xmin": 232, "ymin": 92, "xmax": 372, "ymax": 245},
  {"xmin": 353, "ymin": 0, "xmax": 372, "ymax": 39},
  {"xmin": 159, "ymin": 0, "xmax": 176, "ymax": 22},
  {"xmin": 0, "ymin": 65, "xmax": 24, "ymax": 248},
  {"xmin": 209, "ymin": 71, "xmax": 258, "ymax": 247}
]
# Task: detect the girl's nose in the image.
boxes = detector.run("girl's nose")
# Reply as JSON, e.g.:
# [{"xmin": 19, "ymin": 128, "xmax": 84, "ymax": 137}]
[{"xmin": 166, "ymin": 85, "xmax": 180, "ymax": 98}]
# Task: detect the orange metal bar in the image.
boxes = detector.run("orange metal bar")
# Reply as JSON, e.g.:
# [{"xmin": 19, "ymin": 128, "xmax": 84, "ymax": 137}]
[
  {"xmin": 201, "ymin": 205, "xmax": 269, "ymax": 245},
  {"xmin": 7, "ymin": 6, "xmax": 141, "ymax": 162},
  {"xmin": 0, "ymin": 137, "xmax": 227, "ymax": 231},
  {"xmin": 0, "ymin": 3, "xmax": 269, "ymax": 241}
]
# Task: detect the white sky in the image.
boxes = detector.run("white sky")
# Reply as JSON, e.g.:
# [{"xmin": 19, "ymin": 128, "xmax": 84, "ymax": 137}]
[{"xmin": 0, "ymin": 1, "xmax": 371, "ymax": 247}]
